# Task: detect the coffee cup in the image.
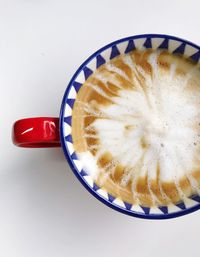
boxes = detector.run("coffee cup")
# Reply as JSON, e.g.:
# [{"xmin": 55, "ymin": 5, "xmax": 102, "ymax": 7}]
[{"xmin": 12, "ymin": 34, "xmax": 200, "ymax": 219}]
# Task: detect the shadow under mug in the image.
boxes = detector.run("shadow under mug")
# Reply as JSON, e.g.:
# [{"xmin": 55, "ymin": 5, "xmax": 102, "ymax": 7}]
[{"xmin": 12, "ymin": 34, "xmax": 200, "ymax": 219}]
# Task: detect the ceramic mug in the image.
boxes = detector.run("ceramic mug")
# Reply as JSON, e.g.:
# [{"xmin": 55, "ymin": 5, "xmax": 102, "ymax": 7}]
[{"xmin": 12, "ymin": 34, "xmax": 200, "ymax": 219}]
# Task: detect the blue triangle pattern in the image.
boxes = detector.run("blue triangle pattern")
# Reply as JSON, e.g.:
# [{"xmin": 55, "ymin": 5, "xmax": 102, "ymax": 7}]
[
  {"xmin": 173, "ymin": 43, "xmax": 186, "ymax": 55},
  {"xmin": 140, "ymin": 206, "xmax": 150, "ymax": 215},
  {"xmin": 176, "ymin": 202, "xmax": 186, "ymax": 210},
  {"xmin": 93, "ymin": 183, "xmax": 100, "ymax": 191},
  {"xmin": 124, "ymin": 202, "xmax": 132, "ymax": 210},
  {"xmin": 158, "ymin": 206, "xmax": 168, "ymax": 214},
  {"xmin": 108, "ymin": 193, "xmax": 115, "ymax": 202},
  {"xmin": 125, "ymin": 40, "xmax": 135, "ymax": 53},
  {"xmin": 80, "ymin": 169, "xmax": 88, "ymax": 176},
  {"xmin": 73, "ymin": 81, "xmax": 82, "ymax": 92},
  {"xmin": 158, "ymin": 38, "xmax": 169, "ymax": 49},
  {"xmin": 189, "ymin": 51, "xmax": 200, "ymax": 63},
  {"xmin": 65, "ymin": 134, "xmax": 73, "ymax": 143},
  {"xmin": 96, "ymin": 54, "xmax": 106, "ymax": 68},
  {"xmin": 143, "ymin": 38, "xmax": 152, "ymax": 48},
  {"xmin": 110, "ymin": 45, "xmax": 120, "ymax": 59},
  {"xmin": 66, "ymin": 99, "xmax": 75, "ymax": 108},
  {"xmin": 83, "ymin": 66, "xmax": 93, "ymax": 80},
  {"xmin": 71, "ymin": 152, "xmax": 78, "ymax": 160},
  {"xmin": 64, "ymin": 116, "xmax": 72, "ymax": 126},
  {"xmin": 190, "ymin": 195, "xmax": 200, "ymax": 203}
]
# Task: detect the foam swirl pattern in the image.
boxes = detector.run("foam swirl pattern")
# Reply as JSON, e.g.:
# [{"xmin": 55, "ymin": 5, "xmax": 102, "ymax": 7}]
[{"xmin": 72, "ymin": 49, "xmax": 200, "ymax": 207}]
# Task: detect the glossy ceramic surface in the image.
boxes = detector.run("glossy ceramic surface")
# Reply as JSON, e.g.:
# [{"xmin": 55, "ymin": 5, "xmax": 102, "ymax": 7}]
[{"xmin": 60, "ymin": 34, "xmax": 200, "ymax": 219}]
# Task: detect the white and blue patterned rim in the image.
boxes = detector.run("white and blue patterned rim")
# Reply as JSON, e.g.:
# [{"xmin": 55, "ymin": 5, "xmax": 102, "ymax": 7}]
[{"xmin": 60, "ymin": 34, "xmax": 200, "ymax": 219}]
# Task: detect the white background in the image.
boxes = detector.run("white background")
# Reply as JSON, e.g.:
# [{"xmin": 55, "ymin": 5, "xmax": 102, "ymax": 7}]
[{"xmin": 0, "ymin": 0, "xmax": 200, "ymax": 256}]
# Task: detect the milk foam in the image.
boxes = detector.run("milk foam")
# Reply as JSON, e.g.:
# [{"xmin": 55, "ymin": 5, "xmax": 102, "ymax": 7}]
[
  {"xmin": 78, "ymin": 151, "xmax": 99, "ymax": 179},
  {"xmin": 73, "ymin": 49, "xmax": 200, "ymax": 205}
]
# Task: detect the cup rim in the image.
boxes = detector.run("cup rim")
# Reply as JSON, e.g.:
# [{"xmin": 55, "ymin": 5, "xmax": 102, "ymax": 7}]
[{"xmin": 59, "ymin": 34, "xmax": 200, "ymax": 219}]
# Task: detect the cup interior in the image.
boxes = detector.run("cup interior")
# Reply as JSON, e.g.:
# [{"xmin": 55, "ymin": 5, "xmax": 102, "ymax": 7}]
[{"xmin": 60, "ymin": 34, "xmax": 200, "ymax": 219}]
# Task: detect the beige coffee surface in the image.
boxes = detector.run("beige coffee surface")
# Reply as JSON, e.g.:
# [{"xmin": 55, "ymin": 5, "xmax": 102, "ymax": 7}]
[{"xmin": 72, "ymin": 49, "xmax": 200, "ymax": 207}]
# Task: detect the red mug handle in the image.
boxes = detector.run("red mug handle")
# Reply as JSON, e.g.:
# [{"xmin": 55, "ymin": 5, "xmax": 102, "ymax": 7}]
[{"xmin": 12, "ymin": 117, "xmax": 61, "ymax": 147}]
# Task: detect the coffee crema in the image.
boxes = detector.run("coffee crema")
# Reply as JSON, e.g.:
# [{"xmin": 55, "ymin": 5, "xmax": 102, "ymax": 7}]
[{"xmin": 72, "ymin": 49, "xmax": 200, "ymax": 207}]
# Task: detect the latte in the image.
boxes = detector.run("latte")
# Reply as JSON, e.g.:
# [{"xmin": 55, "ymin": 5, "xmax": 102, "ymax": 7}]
[{"xmin": 72, "ymin": 49, "xmax": 200, "ymax": 207}]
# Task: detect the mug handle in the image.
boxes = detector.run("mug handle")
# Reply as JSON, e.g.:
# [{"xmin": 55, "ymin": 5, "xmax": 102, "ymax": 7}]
[{"xmin": 12, "ymin": 117, "xmax": 61, "ymax": 147}]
